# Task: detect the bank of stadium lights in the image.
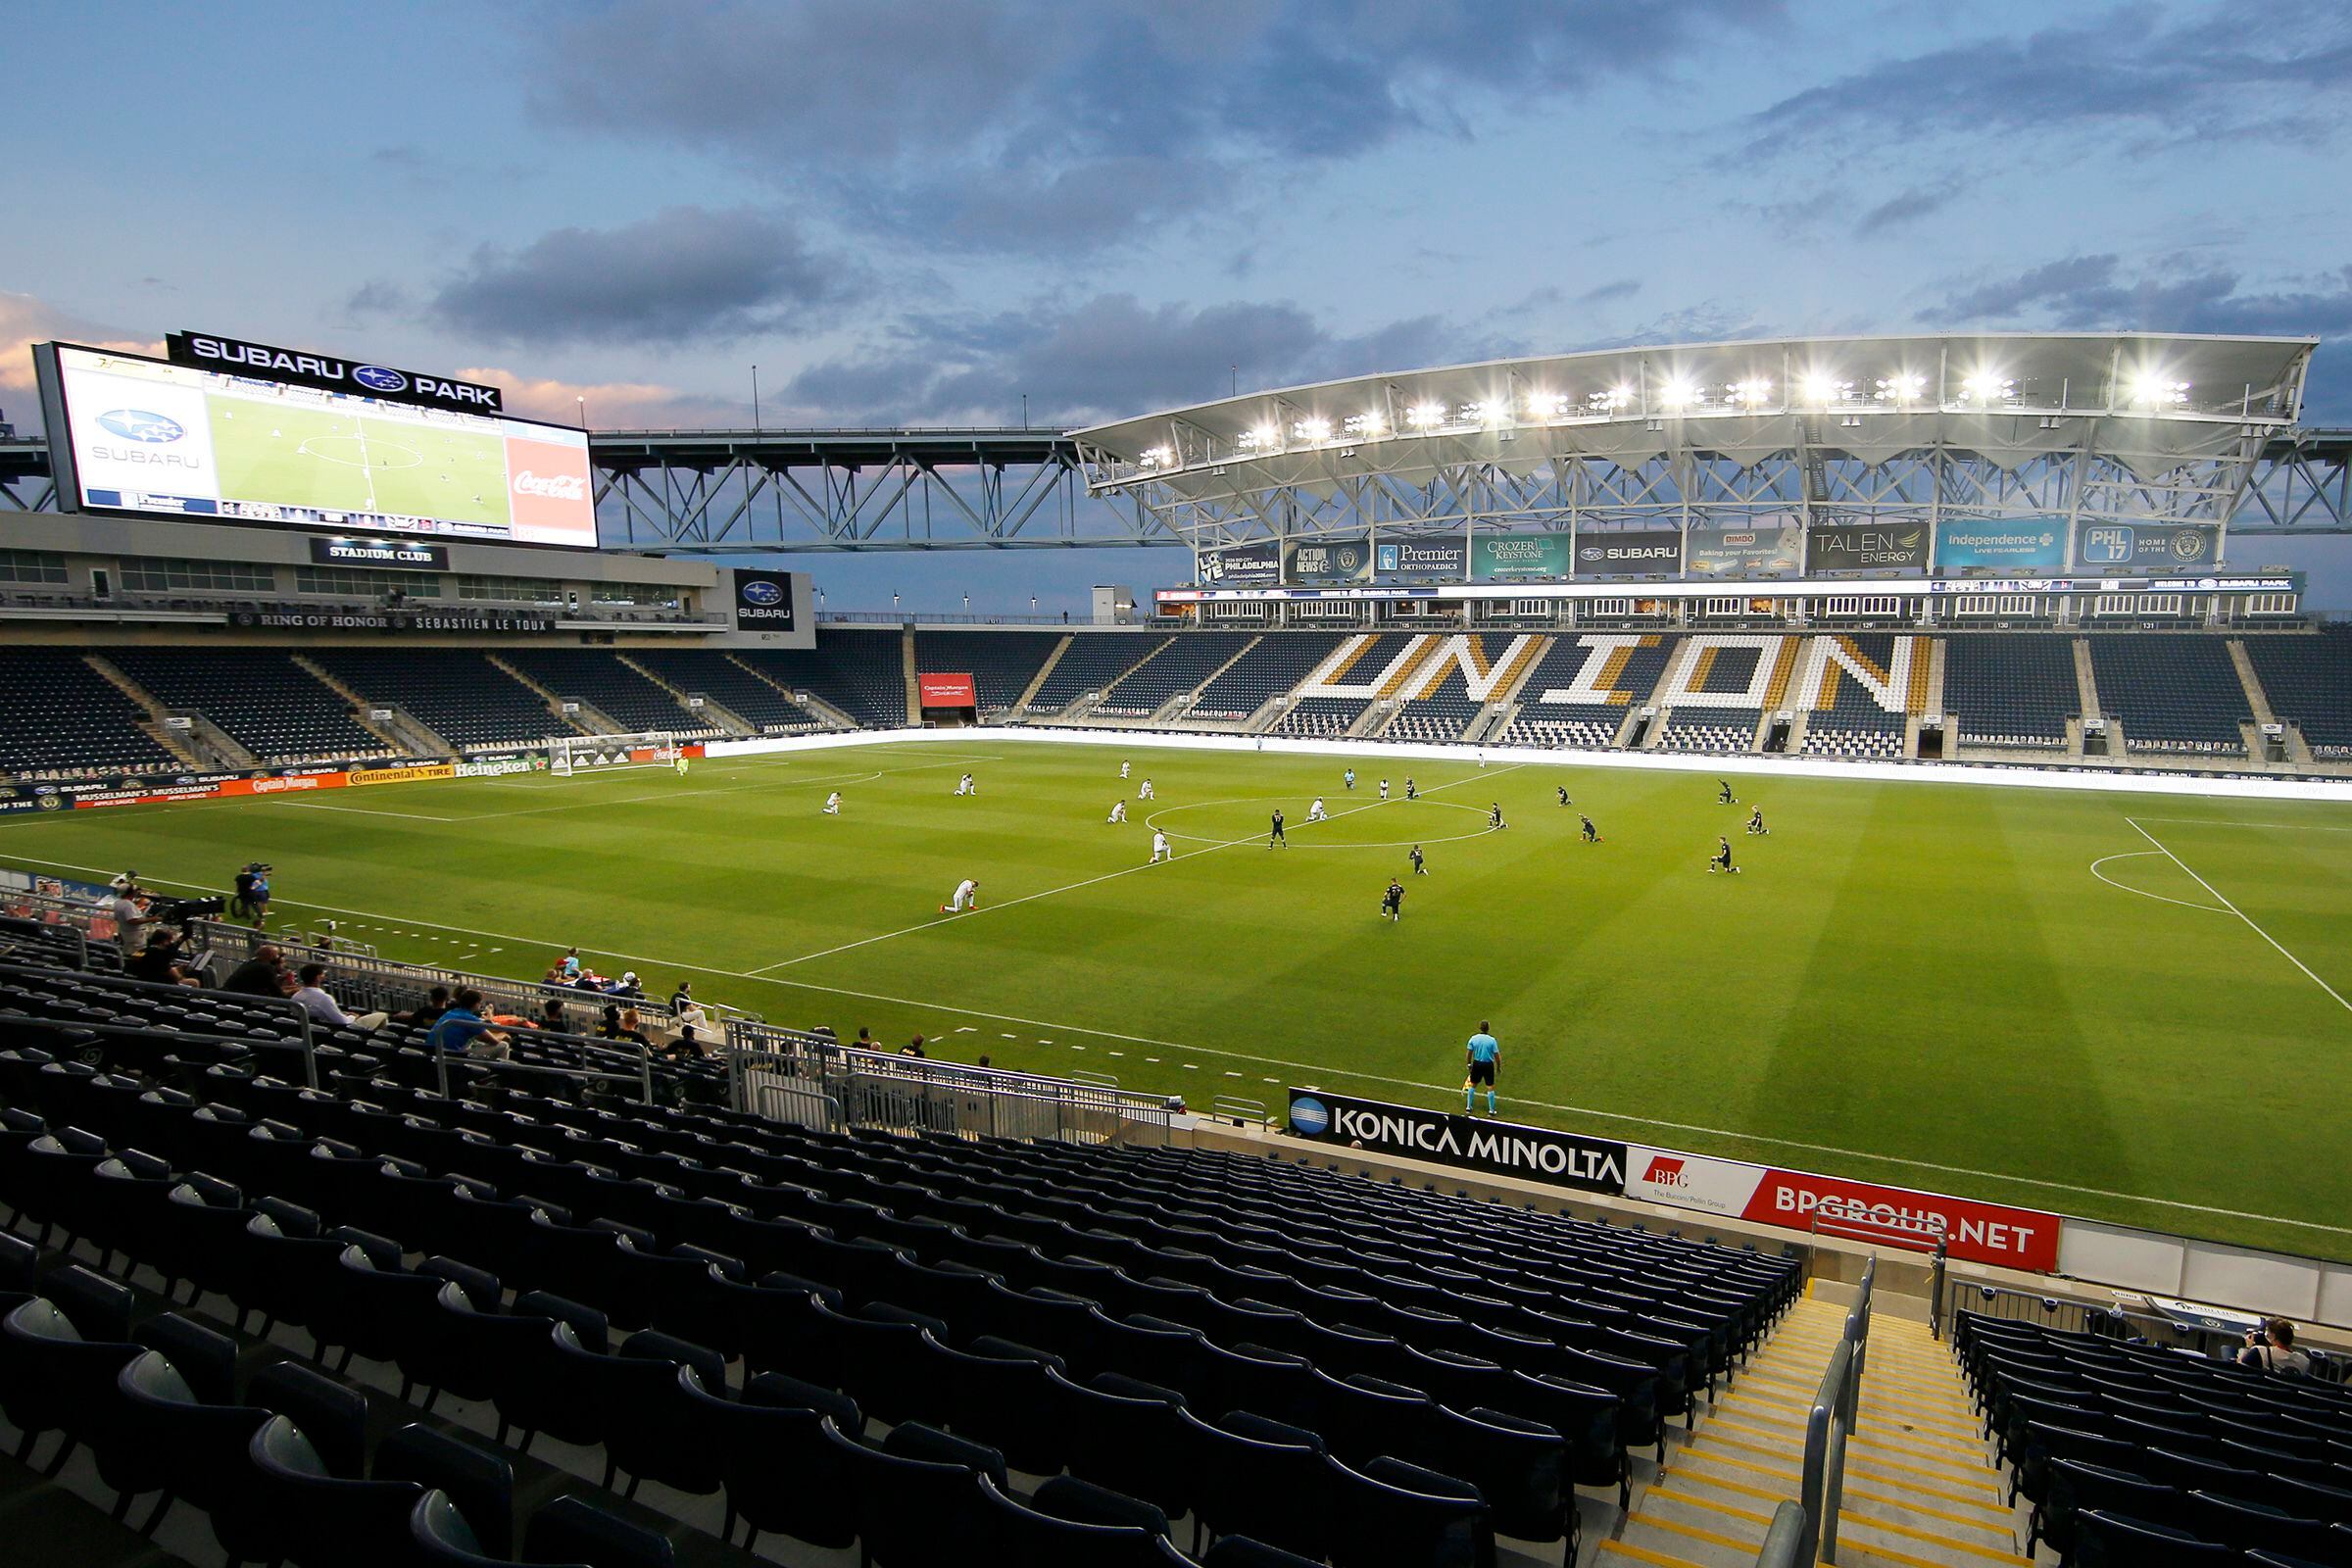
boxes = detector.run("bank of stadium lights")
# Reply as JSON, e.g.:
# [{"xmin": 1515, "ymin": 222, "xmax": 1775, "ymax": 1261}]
[
  {"xmin": 1343, "ymin": 411, "xmax": 1385, "ymax": 437},
  {"xmin": 1406, "ymin": 401, "xmax": 1447, "ymax": 429},
  {"xmin": 1958, "ymin": 369, "xmax": 2014, "ymax": 404},
  {"xmin": 2130, "ymin": 373, "xmax": 2192, "ymax": 408},
  {"xmin": 1526, "ymin": 390, "xmax": 1570, "ymax": 420},
  {"xmin": 1728, "ymin": 377, "xmax": 1774, "ymax": 408},
  {"xmin": 1139, "ymin": 445, "xmax": 1173, "ymax": 469},
  {"xmin": 1875, "ymin": 371, "xmax": 1927, "ymax": 404},
  {"xmin": 1657, "ymin": 378, "xmax": 1696, "ymax": 411},
  {"xmin": 1295, "ymin": 416, "xmax": 1332, "ymax": 442}
]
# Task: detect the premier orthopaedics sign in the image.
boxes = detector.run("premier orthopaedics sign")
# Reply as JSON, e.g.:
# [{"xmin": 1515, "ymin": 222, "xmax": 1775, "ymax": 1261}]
[
  {"xmin": 1287, "ymin": 1089, "xmax": 1626, "ymax": 1196},
  {"xmin": 167, "ymin": 331, "xmax": 503, "ymax": 415}
]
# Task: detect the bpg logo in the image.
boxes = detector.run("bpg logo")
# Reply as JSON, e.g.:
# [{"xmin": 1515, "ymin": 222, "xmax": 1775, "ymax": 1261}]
[
  {"xmin": 1289, "ymin": 1097, "xmax": 1331, "ymax": 1136},
  {"xmin": 1642, "ymin": 1155, "xmax": 1689, "ymax": 1188}
]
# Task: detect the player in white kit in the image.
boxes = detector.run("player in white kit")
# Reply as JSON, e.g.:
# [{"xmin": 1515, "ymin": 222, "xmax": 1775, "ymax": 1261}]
[
  {"xmin": 1107, "ymin": 800, "xmax": 1127, "ymax": 823},
  {"xmin": 942, "ymin": 878, "xmax": 980, "ymax": 912},
  {"xmin": 1307, "ymin": 797, "xmax": 1328, "ymax": 822},
  {"xmin": 1150, "ymin": 831, "xmax": 1172, "ymax": 862},
  {"xmin": 1138, "ymin": 778, "xmax": 1154, "ymax": 800},
  {"xmin": 823, "ymin": 791, "xmax": 842, "ymax": 814},
  {"xmin": 1120, "ymin": 760, "xmax": 1131, "ymax": 779},
  {"xmin": 954, "ymin": 773, "xmax": 975, "ymax": 796}
]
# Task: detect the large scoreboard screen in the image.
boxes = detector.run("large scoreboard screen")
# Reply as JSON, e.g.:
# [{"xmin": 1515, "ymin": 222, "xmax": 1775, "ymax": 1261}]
[{"xmin": 37, "ymin": 339, "xmax": 599, "ymax": 549}]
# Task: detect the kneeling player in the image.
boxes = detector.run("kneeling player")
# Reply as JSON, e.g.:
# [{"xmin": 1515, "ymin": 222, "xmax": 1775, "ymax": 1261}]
[
  {"xmin": 1151, "ymin": 830, "xmax": 1172, "ymax": 863},
  {"xmin": 1709, "ymin": 836, "xmax": 1739, "ymax": 874},
  {"xmin": 1382, "ymin": 878, "xmax": 1404, "ymax": 921},
  {"xmin": 823, "ymin": 791, "xmax": 842, "ymax": 815},
  {"xmin": 1556, "ymin": 785, "xmax": 1570, "ymax": 807},
  {"xmin": 1746, "ymin": 806, "xmax": 1768, "ymax": 836},
  {"xmin": 1404, "ymin": 777, "xmax": 1418, "ymax": 801},
  {"xmin": 954, "ymin": 772, "xmax": 976, "ymax": 797},
  {"xmin": 1718, "ymin": 779, "xmax": 1737, "ymax": 805},
  {"xmin": 1107, "ymin": 799, "xmax": 1127, "ymax": 824},
  {"xmin": 1580, "ymin": 814, "xmax": 1600, "ymax": 843},
  {"xmin": 1409, "ymin": 844, "xmax": 1426, "ymax": 875},
  {"xmin": 1307, "ymin": 797, "xmax": 1327, "ymax": 823},
  {"xmin": 1138, "ymin": 778, "xmax": 1154, "ymax": 800},
  {"xmin": 1489, "ymin": 802, "xmax": 1505, "ymax": 830},
  {"xmin": 941, "ymin": 877, "xmax": 980, "ymax": 912}
]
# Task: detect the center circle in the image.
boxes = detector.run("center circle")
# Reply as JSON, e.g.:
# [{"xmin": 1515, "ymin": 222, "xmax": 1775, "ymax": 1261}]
[{"xmin": 1144, "ymin": 795, "xmax": 1495, "ymax": 851}]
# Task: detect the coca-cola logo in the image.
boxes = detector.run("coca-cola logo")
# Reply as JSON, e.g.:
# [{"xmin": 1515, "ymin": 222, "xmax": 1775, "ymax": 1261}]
[{"xmin": 512, "ymin": 469, "xmax": 585, "ymax": 500}]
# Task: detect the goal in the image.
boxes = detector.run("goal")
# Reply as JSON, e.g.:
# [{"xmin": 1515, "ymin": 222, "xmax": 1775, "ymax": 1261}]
[{"xmin": 548, "ymin": 731, "xmax": 682, "ymax": 778}]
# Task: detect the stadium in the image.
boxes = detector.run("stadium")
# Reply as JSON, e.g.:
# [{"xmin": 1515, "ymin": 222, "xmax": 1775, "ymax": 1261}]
[{"xmin": 5, "ymin": 312, "xmax": 2352, "ymax": 1568}]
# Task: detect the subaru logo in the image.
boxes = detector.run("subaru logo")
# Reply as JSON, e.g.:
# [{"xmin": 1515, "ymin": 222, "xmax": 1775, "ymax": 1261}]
[
  {"xmin": 742, "ymin": 580, "xmax": 784, "ymax": 606},
  {"xmin": 353, "ymin": 365, "xmax": 409, "ymax": 393},
  {"xmin": 1289, "ymin": 1096, "xmax": 1331, "ymax": 1137},
  {"xmin": 96, "ymin": 409, "xmax": 184, "ymax": 443}
]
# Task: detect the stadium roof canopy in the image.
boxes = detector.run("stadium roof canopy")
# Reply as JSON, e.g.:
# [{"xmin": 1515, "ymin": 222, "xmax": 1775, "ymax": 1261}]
[{"xmin": 1071, "ymin": 332, "xmax": 2317, "ymax": 508}]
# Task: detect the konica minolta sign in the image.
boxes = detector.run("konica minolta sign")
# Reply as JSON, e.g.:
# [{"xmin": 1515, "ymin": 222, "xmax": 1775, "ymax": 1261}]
[{"xmin": 1287, "ymin": 1089, "xmax": 1626, "ymax": 1195}]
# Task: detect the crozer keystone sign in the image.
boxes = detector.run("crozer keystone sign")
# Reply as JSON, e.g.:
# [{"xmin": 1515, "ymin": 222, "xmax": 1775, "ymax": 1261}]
[{"xmin": 1287, "ymin": 1089, "xmax": 1626, "ymax": 1196}]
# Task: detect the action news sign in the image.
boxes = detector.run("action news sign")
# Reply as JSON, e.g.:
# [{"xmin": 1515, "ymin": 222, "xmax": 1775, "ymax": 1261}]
[
  {"xmin": 1288, "ymin": 1090, "xmax": 1626, "ymax": 1196},
  {"xmin": 308, "ymin": 537, "xmax": 450, "ymax": 570},
  {"xmin": 1284, "ymin": 535, "xmax": 1374, "ymax": 586},
  {"xmin": 1622, "ymin": 1146, "xmax": 2061, "ymax": 1271},
  {"xmin": 1575, "ymin": 530, "xmax": 1684, "ymax": 577},
  {"xmin": 919, "ymin": 672, "xmax": 978, "ymax": 707},
  {"xmin": 731, "ymin": 568, "xmax": 797, "ymax": 630},
  {"xmin": 167, "ymin": 331, "xmax": 503, "ymax": 415}
]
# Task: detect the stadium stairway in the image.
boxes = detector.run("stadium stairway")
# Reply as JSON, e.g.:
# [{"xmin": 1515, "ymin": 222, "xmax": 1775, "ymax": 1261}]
[
  {"xmin": 81, "ymin": 656, "xmax": 219, "ymax": 771},
  {"xmin": 1606, "ymin": 1299, "xmax": 2027, "ymax": 1568},
  {"xmin": 486, "ymin": 654, "xmax": 618, "ymax": 736}
]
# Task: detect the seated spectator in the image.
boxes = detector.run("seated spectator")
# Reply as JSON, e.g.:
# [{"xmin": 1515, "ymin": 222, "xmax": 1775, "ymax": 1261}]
[
  {"xmin": 669, "ymin": 979, "xmax": 694, "ymax": 1013},
  {"xmin": 127, "ymin": 929, "xmax": 200, "ymax": 987},
  {"xmin": 537, "ymin": 996, "xmax": 572, "ymax": 1031},
  {"xmin": 427, "ymin": 988, "xmax": 509, "ymax": 1060},
  {"xmin": 541, "ymin": 964, "xmax": 567, "ymax": 986},
  {"xmin": 394, "ymin": 985, "xmax": 452, "ymax": 1026},
  {"xmin": 598, "ymin": 1004, "xmax": 651, "ymax": 1047},
  {"xmin": 854, "ymin": 1026, "xmax": 876, "ymax": 1051},
  {"xmin": 2241, "ymin": 1317, "xmax": 2312, "ymax": 1375},
  {"xmin": 290, "ymin": 963, "xmax": 387, "ymax": 1032},
  {"xmin": 220, "ymin": 943, "xmax": 292, "ymax": 997},
  {"xmin": 900, "ymin": 1035, "xmax": 927, "ymax": 1058},
  {"xmin": 612, "ymin": 971, "xmax": 645, "ymax": 1000},
  {"xmin": 559, "ymin": 946, "xmax": 582, "ymax": 980}
]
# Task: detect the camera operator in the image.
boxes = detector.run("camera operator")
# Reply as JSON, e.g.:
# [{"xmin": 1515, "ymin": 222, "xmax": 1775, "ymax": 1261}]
[
  {"xmin": 109, "ymin": 881, "xmax": 151, "ymax": 956},
  {"xmin": 230, "ymin": 861, "xmax": 273, "ymax": 928}
]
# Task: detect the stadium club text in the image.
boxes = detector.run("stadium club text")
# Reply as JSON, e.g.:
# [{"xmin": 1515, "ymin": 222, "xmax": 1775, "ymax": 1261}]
[
  {"xmin": 1288, "ymin": 1090, "xmax": 1625, "ymax": 1196},
  {"xmin": 167, "ymin": 332, "xmax": 504, "ymax": 416}
]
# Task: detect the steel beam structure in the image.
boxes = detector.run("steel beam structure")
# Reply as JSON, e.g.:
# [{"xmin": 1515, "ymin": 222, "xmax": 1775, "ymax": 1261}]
[{"xmin": 6, "ymin": 427, "xmax": 2352, "ymax": 538}]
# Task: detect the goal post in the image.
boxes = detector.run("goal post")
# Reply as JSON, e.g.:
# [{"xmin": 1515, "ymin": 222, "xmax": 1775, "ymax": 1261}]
[{"xmin": 548, "ymin": 731, "xmax": 682, "ymax": 778}]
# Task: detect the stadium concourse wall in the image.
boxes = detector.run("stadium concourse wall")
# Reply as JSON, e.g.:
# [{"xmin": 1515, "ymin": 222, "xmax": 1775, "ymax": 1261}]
[{"xmin": 705, "ymin": 726, "xmax": 2352, "ymax": 1330}]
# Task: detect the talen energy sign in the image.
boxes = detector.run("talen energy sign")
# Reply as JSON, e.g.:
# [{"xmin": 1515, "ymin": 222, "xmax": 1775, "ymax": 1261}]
[{"xmin": 1287, "ymin": 1089, "xmax": 1625, "ymax": 1196}]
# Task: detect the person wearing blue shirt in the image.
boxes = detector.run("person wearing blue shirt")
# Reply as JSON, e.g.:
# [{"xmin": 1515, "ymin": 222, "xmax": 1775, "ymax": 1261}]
[
  {"xmin": 426, "ymin": 988, "xmax": 508, "ymax": 1060},
  {"xmin": 1464, "ymin": 1024, "xmax": 1500, "ymax": 1116}
]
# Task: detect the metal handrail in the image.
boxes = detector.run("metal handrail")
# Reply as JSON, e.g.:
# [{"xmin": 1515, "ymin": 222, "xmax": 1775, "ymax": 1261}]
[
  {"xmin": 1800, "ymin": 1255, "xmax": 1874, "ymax": 1564},
  {"xmin": 1754, "ymin": 1500, "xmax": 1809, "ymax": 1567},
  {"xmin": 0, "ymin": 955, "xmax": 318, "ymax": 1088},
  {"xmin": 429, "ymin": 1020, "xmax": 658, "ymax": 1104}
]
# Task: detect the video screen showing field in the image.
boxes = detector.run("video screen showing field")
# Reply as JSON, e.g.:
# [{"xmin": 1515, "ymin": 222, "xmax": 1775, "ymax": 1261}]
[{"xmin": 204, "ymin": 396, "xmax": 514, "ymax": 528}]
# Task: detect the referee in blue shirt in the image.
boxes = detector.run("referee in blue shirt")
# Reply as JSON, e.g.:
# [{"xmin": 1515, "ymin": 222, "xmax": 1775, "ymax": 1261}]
[{"xmin": 1464, "ymin": 1023, "xmax": 1500, "ymax": 1116}]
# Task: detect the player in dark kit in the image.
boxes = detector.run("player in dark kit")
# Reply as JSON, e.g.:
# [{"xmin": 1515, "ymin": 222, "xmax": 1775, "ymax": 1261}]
[
  {"xmin": 1710, "ymin": 836, "xmax": 1740, "ymax": 873},
  {"xmin": 1404, "ymin": 777, "xmax": 1418, "ymax": 800},
  {"xmin": 1747, "ymin": 806, "xmax": 1768, "ymax": 836},
  {"xmin": 1556, "ymin": 785, "xmax": 1571, "ymax": 807},
  {"xmin": 1268, "ymin": 808, "xmax": 1287, "ymax": 849},
  {"xmin": 1718, "ymin": 779, "xmax": 1737, "ymax": 805},
  {"xmin": 1382, "ymin": 879, "xmax": 1404, "ymax": 920},
  {"xmin": 1408, "ymin": 844, "xmax": 1427, "ymax": 875},
  {"xmin": 1489, "ymin": 802, "xmax": 1505, "ymax": 829},
  {"xmin": 1580, "ymin": 814, "xmax": 1601, "ymax": 843}
]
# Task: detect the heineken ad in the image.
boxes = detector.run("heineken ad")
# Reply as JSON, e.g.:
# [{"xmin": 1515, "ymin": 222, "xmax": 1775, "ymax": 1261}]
[
  {"xmin": 1687, "ymin": 525, "xmax": 1801, "ymax": 575},
  {"xmin": 1286, "ymin": 1089, "xmax": 1626, "ymax": 1196},
  {"xmin": 1808, "ymin": 520, "xmax": 1928, "ymax": 573},
  {"xmin": 1935, "ymin": 519, "xmax": 2066, "ymax": 571},
  {"xmin": 1283, "ymin": 534, "xmax": 1374, "ymax": 585},
  {"xmin": 1197, "ymin": 539, "xmax": 1281, "ymax": 587},
  {"xmin": 2074, "ymin": 522, "xmax": 2221, "ymax": 570},
  {"xmin": 1573, "ymin": 529, "xmax": 1685, "ymax": 578},
  {"xmin": 1374, "ymin": 537, "xmax": 1469, "ymax": 579},
  {"xmin": 1472, "ymin": 533, "xmax": 1572, "ymax": 581}
]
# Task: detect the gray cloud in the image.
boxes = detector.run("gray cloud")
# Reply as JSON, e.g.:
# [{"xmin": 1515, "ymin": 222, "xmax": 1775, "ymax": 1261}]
[
  {"xmin": 427, "ymin": 207, "xmax": 859, "ymax": 347},
  {"xmin": 1576, "ymin": 279, "xmax": 1643, "ymax": 306},
  {"xmin": 1745, "ymin": 4, "xmax": 2352, "ymax": 156},
  {"xmin": 526, "ymin": 0, "xmax": 1777, "ymax": 254},
  {"xmin": 780, "ymin": 292, "xmax": 1501, "ymax": 425},
  {"xmin": 1854, "ymin": 179, "xmax": 1969, "ymax": 238}
]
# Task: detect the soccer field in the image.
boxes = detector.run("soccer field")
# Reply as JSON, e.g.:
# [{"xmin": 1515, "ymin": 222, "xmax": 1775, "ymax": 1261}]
[
  {"xmin": 205, "ymin": 395, "xmax": 513, "ymax": 527},
  {"xmin": 9, "ymin": 738, "xmax": 2352, "ymax": 1259}
]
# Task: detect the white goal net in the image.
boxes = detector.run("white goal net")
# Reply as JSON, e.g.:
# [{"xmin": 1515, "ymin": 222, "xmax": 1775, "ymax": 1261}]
[{"xmin": 548, "ymin": 731, "xmax": 682, "ymax": 777}]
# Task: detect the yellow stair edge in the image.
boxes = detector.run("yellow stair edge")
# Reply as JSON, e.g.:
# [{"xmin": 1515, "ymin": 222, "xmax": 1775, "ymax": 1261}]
[
  {"xmin": 1708, "ymin": 1405, "xmax": 1990, "ymax": 1463},
  {"xmin": 1725, "ymin": 1384, "xmax": 1981, "ymax": 1437},
  {"xmin": 1626, "ymin": 1511, "xmax": 1768, "ymax": 1555},
  {"xmin": 1597, "ymin": 1541, "xmax": 1712, "ymax": 1568},
  {"xmin": 1840, "ymin": 1510, "xmax": 2031, "ymax": 1565}
]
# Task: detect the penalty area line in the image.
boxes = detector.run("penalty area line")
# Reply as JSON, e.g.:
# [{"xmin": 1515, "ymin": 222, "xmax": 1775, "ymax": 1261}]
[{"xmin": 2128, "ymin": 817, "xmax": 2352, "ymax": 1017}]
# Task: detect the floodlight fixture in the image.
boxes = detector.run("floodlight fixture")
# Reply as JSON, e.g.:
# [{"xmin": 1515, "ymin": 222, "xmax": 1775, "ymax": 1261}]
[
  {"xmin": 2129, "ymin": 372, "xmax": 2191, "ymax": 408},
  {"xmin": 1801, "ymin": 372, "xmax": 1838, "ymax": 404},
  {"xmin": 1730, "ymin": 377, "xmax": 1774, "ymax": 407},
  {"xmin": 1407, "ymin": 401, "xmax": 1446, "ymax": 428},
  {"xmin": 1526, "ymin": 390, "xmax": 1569, "ymax": 419},
  {"xmin": 1142, "ymin": 446, "xmax": 1172, "ymax": 468},
  {"xmin": 1658, "ymin": 378, "xmax": 1694, "ymax": 409},
  {"xmin": 1298, "ymin": 416, "xmax": 1332, "ymax": 441},
  {"xmin": 1959, "ymin": 368, "xmax": 2010, "ymax": 403}
]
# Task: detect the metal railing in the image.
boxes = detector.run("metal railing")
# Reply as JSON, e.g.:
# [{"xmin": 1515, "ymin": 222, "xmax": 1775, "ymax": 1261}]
[
  {"xmin": 724, "ymin": 1021, "xmax": 1178, "ymax": 1145},
  {"xmin": 430, "ymin": 1022, "xmax": 657, "ymax": 1104},
  {"xmin": 1755, "ymin": 1500, "xmax": 1809, "ymax": 1567},
  {"xmin": 0, "ymin": 954, "xmax": 319, "ymax": 1088},
  {"xmin": 1800, "ymin": 1256, "xmax": 1874, "ymax": 1564}
]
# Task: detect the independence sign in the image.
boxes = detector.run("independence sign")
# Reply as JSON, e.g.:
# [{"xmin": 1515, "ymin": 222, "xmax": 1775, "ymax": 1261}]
[
  {"xmin": 1288, "ymin": 1089, "xmax": 1626, "ymax": 1196},
  {"xmin": 1936, "ymin": 519, "xmax": 2066, "ymax": 571},
  {"xmin": 1473, "ymin": 534, "xmax": 1572, "ymax": 581}
]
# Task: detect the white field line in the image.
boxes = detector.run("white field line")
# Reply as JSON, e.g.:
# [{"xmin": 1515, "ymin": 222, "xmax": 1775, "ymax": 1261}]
[
  {"xmin": 266, "ymin": 799, "xmax": 461, "ymax": 823},
  {"xmin": 2123, "ymin": 818, "xmax": 2352, "ymax": 833},
  {"xmin": 745, "ymin": 763, "xmax": 1522, "ymax": 974},
  {"xmin": 2087, "ymin": 850, "xmax": 2230, "ymax": 913},
  {"xmin": 2129, "ymin": 816, "xmax": 2352, "ymax": 1017}
]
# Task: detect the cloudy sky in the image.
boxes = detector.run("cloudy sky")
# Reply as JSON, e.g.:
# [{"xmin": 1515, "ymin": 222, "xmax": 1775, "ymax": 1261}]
[{"xmin": 6, "ymin": 0, "xmax": 2352, "ymax": 608}]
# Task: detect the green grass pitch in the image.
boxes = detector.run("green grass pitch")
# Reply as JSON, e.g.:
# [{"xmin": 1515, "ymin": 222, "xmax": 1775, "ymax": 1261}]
[
  {"xmin": 10, "ymin": 738, "xmax": 2351, "ymax": 1259},
  {"xmin": 204, "ymin": 395, "xmax": 513, "ymax": 527}
]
